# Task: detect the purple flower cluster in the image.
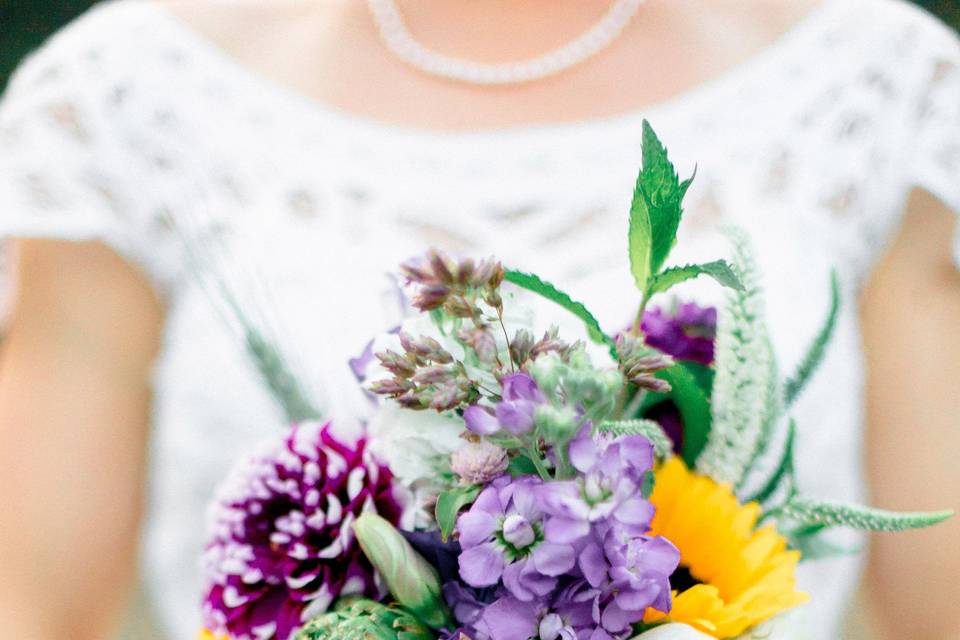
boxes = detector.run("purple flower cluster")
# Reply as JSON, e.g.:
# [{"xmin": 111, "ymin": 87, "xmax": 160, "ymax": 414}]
[
  {"xmin": 201, "ymin": 422, "xmax": 405, "ymax": 640},
  {"xmin": 642, "ymin": 302, "xmax": 717, "ymax": 366},
  {"xmin": 464, "ymin": 373, "xmax": 546, "ymax": 437},
  {"xmin": 453, "ymin": 431, "xmax": 679, "ymax": 640}
]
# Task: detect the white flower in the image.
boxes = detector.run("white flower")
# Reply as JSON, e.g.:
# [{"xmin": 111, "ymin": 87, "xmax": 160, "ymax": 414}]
[{"xmin": 366, "ymin": 400, "xmax": 466, "ymax": 529}]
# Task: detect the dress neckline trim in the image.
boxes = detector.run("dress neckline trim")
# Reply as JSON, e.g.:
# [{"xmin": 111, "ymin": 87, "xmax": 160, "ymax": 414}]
[{"xmin": 133, "ymin": 0, "xmax": 848, "ymax": 147}]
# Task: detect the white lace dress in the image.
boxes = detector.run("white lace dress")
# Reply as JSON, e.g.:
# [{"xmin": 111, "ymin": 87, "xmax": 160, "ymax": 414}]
[{"xmin": 1, "ymin": 0, "xmax": 959, "ymax": 637}]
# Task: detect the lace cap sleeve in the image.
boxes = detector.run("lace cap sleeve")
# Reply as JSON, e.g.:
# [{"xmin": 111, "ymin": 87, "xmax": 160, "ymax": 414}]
[
  {"xmin": 902, "ymin": 10, "xmax": 960, "ymax": 263},
  {"xmin": 0, "ymin": 2, "xmax": 172, "ymax": 294}
]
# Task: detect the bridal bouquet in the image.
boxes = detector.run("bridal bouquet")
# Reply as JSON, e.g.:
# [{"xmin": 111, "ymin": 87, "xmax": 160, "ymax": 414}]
[{"xmin": 197, "ymin": 124, "xmax": 951, "ymax": 640}]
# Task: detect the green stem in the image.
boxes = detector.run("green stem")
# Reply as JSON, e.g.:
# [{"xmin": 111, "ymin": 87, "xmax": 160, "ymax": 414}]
[{"xmin": 526, "ymin": 445, "xmax": 552, "ymax": 481}]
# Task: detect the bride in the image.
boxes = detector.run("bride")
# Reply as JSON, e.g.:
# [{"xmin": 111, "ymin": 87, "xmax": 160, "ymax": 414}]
[{"xmin": 0, "ymin": 1, "xmax": 957, "ymax": 638}]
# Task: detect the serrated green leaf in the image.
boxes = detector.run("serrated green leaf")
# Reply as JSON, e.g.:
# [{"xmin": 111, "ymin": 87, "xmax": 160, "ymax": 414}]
[
  {"xmin": 780, "ymin": 496, "xmax": 954, "ymax": 532},
  {"xmin": 638, "ymin": 120, "xmax": 694, "ymax": 275},
  {"xmin": 648, "ymin": 260, "xmax": 745, "ymax": 296},
  {"xmin": 784, "ymin": 270, "xmax": 841, "ymax": 406},
  {"xmin": 598, "ymin": 419, "xmax": 674, "ymax": 458},
  {"xmin": 435, "ymin": 484, "xmax": 481, "ymax": 542},
  {"xmin": 628, "ymin": 177, "xmax": 653, "ymax": 294},
  {"xmin": 503, "ymin": 270, "xmax": 616, "ymax": 356}
]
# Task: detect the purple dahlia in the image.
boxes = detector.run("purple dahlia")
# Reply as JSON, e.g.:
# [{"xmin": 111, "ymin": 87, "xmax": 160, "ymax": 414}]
[
  {"xmin": 642, "ymin": 302, "xmax": 717, "ymax": 366},
  {"xmin": 201, "ymin": 422, "xmax": 405, "ymax": 640}
]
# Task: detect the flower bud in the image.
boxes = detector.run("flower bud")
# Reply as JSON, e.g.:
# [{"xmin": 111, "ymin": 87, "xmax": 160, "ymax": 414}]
[
  {"xmin": 535, "ymin": 405, "xmax": 578, "ymax": 444},
  {"xmin": 352, "ymin": 513, "xmax": 454, "ymax": 630},
  {"xmin": 450, "ymin": 440, "xmax": 509, "ymax": 485}
]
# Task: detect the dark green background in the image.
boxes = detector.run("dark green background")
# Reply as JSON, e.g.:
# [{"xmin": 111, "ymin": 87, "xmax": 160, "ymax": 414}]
[{"xmin": 2, "ymin": 1, "xmax": 959, "ymax": 91}]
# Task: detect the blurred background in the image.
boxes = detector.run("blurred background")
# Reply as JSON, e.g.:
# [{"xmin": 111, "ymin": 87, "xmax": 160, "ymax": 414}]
[{"xmin": 1, "ymin": 1, "xmax": 958, "ymax": 638}]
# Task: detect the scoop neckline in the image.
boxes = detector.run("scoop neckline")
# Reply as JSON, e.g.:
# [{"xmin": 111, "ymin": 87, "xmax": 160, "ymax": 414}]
[{"xmin": 134, "ymin": 0, "xmax": 848, "ymax": 145}]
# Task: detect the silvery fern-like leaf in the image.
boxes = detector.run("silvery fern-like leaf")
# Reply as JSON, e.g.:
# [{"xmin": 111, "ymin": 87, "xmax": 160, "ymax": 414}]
[
  {"xmin": 696, "ymin": 228, "xmax": 781, "ymax": 487},
  {"xmin": 598, "ymin": 419, "xmax": 674, "ymax": 457},
  {"xmin": 780, "ymin": 496, "xmax": 953, "ymax": 532}
]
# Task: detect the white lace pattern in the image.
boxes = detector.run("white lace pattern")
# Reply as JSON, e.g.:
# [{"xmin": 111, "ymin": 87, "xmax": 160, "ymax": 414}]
[{"xmin": 1, "ymin": 0, "xmax": 959, "ymax": 637}]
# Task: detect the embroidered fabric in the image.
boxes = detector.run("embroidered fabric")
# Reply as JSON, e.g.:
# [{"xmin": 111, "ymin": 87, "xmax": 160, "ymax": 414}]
[{"xmin": 1, "ymin": 0, "xmax": 958, "ymax": 637}]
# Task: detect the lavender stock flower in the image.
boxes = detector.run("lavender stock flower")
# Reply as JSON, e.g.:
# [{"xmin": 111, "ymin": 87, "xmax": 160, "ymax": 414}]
[
  {"xmin": 464, "ymin": 372, "xmax": 547, "ymax": 437},
  {"xmin": 456, "ymin": 477, "xmax": 576, "ymax": 601}
]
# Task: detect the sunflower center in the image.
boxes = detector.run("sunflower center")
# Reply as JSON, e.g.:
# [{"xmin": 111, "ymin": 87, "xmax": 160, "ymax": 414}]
[{"xmin": 669, "ymin": 565, "xmax": 703, "ymax": 593}]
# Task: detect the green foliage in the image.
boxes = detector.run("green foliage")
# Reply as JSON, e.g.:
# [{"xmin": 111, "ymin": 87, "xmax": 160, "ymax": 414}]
[
  {"xmin": 435, "ymin": 484, "xmax": 481, "ymax": 542},
  {"xmin": 648, "ymin": 260, "xmax": 744, "ymax": 295},
  {"xmin": 503, "ymin": 270, "xmax": 616, "ymax": 356},
  {"xmin": 506, "ymin": 454, "xmax": 538, "ymax": 477},
  {"xmin": 352, "ymin": 513, "xmax": 453, "ymax": 630},
  {"xmin": 784, "ymin": 270, "xmax": 840, "ymax": 406},
  {"xmin": 780, "ymin": 496, "xmax": 954, "ymax": 532},
  {"xmin": 296, "ymin": 598, "xmax": 433, "ymax": 640},
  {"xmin": 638, "ymin": 121, "xmax": 693, "ymax": 275},
  {"xmin": 244, "ymin": 328, "xmax": 322, "ymax": 422},
  {"xmin": 628, "ymin": 178, "xmax": 654, "ymax": 295},
  {"xmin": 695, "ymin": 229, "xmax": 782, "ymax": 487},
  {"xmin": 746, "ymin": 418, "xmax": 796, "ymax": 505},
  {"xmin": 598, "ymin": 419, "xmax": 674, "ymax": 457},
  {"xmin": 657, "ymin": 363, "xmax": 713, "ymax": 467}
]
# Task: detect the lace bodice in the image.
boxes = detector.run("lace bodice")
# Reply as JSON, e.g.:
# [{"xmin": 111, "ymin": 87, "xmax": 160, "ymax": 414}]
[{"xmin": 2, "ymin": 1, "xmax": 959, "ymax": 637}]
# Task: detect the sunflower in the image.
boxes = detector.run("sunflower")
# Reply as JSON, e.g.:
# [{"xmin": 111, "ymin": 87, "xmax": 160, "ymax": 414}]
[{"xmin": 643, "ymin": 458, "xmax": 809, "ymax": 638}]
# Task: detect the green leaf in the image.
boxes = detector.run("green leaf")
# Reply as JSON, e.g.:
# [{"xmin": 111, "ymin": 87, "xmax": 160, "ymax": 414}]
[
  {"xmin": 745, "ymin": 418, "xmax": 796, "ymax": 505},
  {"xmin": 660, "ymin": 364, "xmax": 713, "ymax": 467},
  {"xmin": 507, "ymin": 454, "xmax": 538, "ymax": 477},
  {"xmin": 641, "ymin": 470, "xmax": 656, "ymax": 499},
  {"xmin": 503, "ymin": 270, "xmax": 617, "ymax": 356},
  {"xmin": 648, "ymin": 260, "xmax": 744, "ymax": 296},
  {"xmin": 435, "ymin": 484, "xmax": 481, "ymax": 542},
  {"xmin": 780, "ymin": 496, "xmax": 954, "ymax": 532},
  {"xmin": 784, "ymin": 270, "xmax": 841, "ymax": 406},
  {"xmin": 638, "ymin": 120, "xmax": 694, "ymax": 275},
  {"xmin": 598, "ymin": 419, "xmax": 674, "ymax": 458},
  {"xmin": 628, "ymin": 177, "xmax": 653, "ymax": 294}
]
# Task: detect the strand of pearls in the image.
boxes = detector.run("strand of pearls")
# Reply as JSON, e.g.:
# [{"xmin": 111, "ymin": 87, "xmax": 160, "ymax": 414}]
[{"xmin": 366, "ymin": 0, "xmax": 647, "ymax": 86}]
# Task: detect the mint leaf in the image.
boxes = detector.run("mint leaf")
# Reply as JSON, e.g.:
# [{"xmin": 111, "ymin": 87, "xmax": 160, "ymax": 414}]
[
  {"xmin": 435, "ymin": 485, "xmax": 481, "ymax": 542},
  {"xmin": 648, "ymin": 260, "xmax": 744, "ymax": 295},
  {"xmin": 639, "ymin": 120, "xmax": 694, "ymax": 275},
  {"xmin": 504, "ymin": 270, "xmax": 616, "ymax": 356},
  {"xmin": 628, "ymin": 176, "xmax": 653, "ymax": 294}
]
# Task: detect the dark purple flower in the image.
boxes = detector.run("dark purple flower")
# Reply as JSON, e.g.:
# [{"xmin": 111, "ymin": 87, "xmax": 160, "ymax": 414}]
[
  {"xmin": 464, "ymin": 372, "xmax": 547, "ymax": 437},
  {"xmin": 201, "ymin": 422, "xmax": 405, "ymax": 640},
  {"xmin": 643, "ymin": 400, "xmax": 684, "ymax": 452},
  {"xmin": 642, "ymin": 302, "xmax": 717, "ymax": 366}
]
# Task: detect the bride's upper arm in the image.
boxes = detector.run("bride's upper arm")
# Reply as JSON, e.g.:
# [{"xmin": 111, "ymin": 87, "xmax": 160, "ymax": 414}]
[{"xmin": 0, "ymin": 238, "xmax": 162, "ymax": 637}]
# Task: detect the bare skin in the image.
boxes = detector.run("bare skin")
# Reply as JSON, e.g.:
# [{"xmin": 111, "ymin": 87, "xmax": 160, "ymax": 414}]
[{"xmin": 0, "ymin": 1, "xmax": 956, "ymax": 638}]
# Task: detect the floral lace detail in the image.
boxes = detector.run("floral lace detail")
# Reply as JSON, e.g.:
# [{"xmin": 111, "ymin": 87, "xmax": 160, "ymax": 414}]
[{"xmin": 0, "ymin": 0, "xmax": 958, "ymax": 638}]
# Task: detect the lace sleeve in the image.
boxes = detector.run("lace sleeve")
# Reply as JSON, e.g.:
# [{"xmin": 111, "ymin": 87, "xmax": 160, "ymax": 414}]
[
  {"xmin": 902, "ymin": 12, "xmax": 960, "ymax": 264},
  {"xmin": 0, "ymin": 3, "xmax": 172, "ymax": 295}
]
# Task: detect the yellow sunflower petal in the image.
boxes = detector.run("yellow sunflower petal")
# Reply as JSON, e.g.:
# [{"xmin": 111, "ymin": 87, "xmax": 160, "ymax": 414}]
[{"xmin": 646, "ymin": 459, "xmax": 808, "ymax": 639}]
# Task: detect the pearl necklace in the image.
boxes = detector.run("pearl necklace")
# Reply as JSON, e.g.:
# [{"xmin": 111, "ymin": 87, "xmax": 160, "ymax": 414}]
[{"xmin": 366, "ymin": 0, "xmax": 647, "ymax": 86}]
